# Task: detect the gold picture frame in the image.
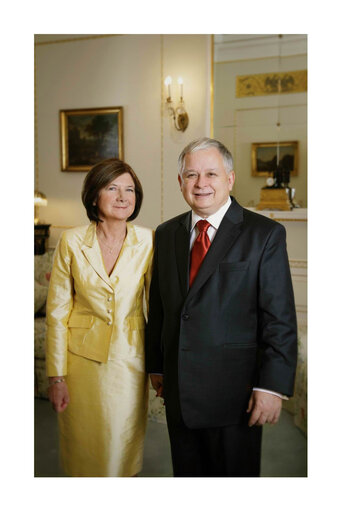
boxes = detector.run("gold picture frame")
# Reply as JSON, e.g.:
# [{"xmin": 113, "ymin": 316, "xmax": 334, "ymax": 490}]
[
  {"xmin": 60, "ymin": 106, "xmax": 124, "ymax": 172},
  {"xmin": 251, "ymin": 141, "xmax": 298, "ymax": 177}
]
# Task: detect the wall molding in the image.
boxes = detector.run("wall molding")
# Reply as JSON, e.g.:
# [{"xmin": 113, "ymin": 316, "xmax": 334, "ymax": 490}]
[
  {"xmin": 296, "ymin": 305, "xmax": 307, "ymax": 314},
  {"xmin": 246, "ymin": 208, "xmax": 307, "ymax": 223},
  {"xmin": 160, "ymin": 35, "xmax": 164, "ymax": 223},
  {"xmin": 34, "ymin": 34, "xmax": 120, "ymax": 46},
  {"xmin": 214, "ymin": 34, "xmax": 307, "ymax": 63},
  {"xmin": 210, "ymin": 34, "xmax": 214, "ymax": 137},
  {"xmin": 290, "ymin": 259, "xmax": 307, "ymax": 269},
  {"xmin": 290, "ymin": 260, "xmax": 307, "ymax": 282},
  {"xmin": 215, "ymin": 53, "xmax": 308, "ymax": 66}
]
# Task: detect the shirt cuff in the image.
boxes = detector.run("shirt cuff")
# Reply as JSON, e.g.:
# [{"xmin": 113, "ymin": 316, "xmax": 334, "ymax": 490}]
[{"xmin": 253, "ymin": 387, "xmax": 289, "ymax": 400}]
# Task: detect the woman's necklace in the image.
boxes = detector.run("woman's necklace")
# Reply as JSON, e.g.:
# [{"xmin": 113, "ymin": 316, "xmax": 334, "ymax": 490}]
[
  {"xmin": 97, "ymin": 227, "xmax": 125, "ymax": 255},
  {"xmin": 99, "ymin": 237, "xmax": 114, "ymax": 254}
]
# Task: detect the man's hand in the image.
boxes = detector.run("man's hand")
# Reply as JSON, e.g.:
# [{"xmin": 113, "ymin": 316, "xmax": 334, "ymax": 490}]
[
  {"xmin": 150, "ymin": 374, "xmax": 164, "ymax": 398},
  {"xmin": 48, "ymin": 379, "xmax": 70, "ymax": 413},
  {"xmin": 247, "ymin": 390, "xmax": 282, "ymax": 427}
]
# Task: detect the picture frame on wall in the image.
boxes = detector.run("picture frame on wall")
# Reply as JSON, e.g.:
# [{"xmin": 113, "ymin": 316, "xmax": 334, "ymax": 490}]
[
  {"xmin": 251, "ymin": 141, "xmax": 298, "ymax": 177},
  {"xmin": 60, "ymin": 107, "xmax": 124, "ymax": 172}
]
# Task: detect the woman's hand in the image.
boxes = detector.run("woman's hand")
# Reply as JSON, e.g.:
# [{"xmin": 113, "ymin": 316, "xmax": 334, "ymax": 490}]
[{"xmin": 48, "ymin": 377, "xmax": 70, "ymax": 413}]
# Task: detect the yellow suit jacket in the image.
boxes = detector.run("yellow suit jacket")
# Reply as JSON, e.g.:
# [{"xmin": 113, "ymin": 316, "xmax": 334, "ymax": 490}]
[{"xmin": 46, "ymin": 222, "xmax": 154, "ymax": 376}]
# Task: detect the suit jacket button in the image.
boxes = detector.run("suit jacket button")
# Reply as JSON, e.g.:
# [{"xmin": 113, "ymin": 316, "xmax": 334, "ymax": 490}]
[{"xmin": 182, "ymin": 314, "xmax": 189, "ymax": 321}]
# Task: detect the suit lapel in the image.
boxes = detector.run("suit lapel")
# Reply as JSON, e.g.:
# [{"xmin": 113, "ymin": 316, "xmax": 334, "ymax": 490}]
[
  {"xmin": 186, "ymin": 198, "xmax": 244, "ymax": 300},
  {"xmin": 81, "ymin": 223, "xmax": 114, "ymax": 290},
  {"xmin": 81, "ymin": 222, "xmax": 141, "ymax": 290},
  {"xmin": 175, "ymin": 212, "xmax": 191, "ymax": 299},
  {"xmin": 110, "ymin": 222, "xmax": 141, "ymax": 280}
]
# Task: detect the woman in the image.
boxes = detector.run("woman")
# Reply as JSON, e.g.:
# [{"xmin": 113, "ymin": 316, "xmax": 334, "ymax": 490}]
[{"xmin": 46, "ymin": 158, "xmax": 153, "ymax": 477}]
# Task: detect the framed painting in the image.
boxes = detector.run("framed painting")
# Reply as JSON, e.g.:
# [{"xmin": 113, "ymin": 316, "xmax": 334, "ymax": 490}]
[
  {"xmin": 60, "ymin": 107, "xmax": 123, "ymax": 172},
  {"xmin": 251, "ymin": 141, "xmax": 298, "ymax": 177}
]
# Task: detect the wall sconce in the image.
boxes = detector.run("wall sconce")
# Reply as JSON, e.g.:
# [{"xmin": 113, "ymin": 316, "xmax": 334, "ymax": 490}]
[{"xmin": 164, "ymin": 76, "xmax": 189, "ymax": 132}]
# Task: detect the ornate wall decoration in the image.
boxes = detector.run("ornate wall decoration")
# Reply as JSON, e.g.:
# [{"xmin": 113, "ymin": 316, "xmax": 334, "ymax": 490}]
[{"xmin": 236, "ymin": 70, "xmax": 307, "ymax": 98}]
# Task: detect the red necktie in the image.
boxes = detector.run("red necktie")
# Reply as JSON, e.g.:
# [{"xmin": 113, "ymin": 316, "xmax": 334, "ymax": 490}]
[{"xmin": 189, "ymin": 220, "xmax": 211, "ymax": 287}]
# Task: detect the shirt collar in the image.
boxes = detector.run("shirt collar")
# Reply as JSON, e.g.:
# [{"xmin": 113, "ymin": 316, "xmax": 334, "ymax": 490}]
[{"xmin": 191, "ymin": 196, "xmax": 232, "ymax": 232}]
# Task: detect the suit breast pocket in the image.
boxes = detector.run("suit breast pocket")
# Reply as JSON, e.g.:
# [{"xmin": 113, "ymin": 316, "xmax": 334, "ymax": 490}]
[{"xmin": 219, "ymin": 261, "xmax": 249, "ymax": 272}]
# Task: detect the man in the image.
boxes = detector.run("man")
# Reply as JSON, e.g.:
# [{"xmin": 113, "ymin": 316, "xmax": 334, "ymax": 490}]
[{"xmin": 145, "ymin": 137, "xmax": 297, "ymax": 477}]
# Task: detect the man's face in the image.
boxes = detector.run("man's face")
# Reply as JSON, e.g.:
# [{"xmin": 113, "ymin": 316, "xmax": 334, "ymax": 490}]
[{"xmin": 178, "ymin": 147, "xmax": 235, "ymax": 217}]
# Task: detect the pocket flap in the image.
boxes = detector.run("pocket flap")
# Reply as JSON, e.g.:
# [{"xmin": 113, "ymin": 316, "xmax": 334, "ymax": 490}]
[
  {"xmin": 127, "ymin": 316, "xmax": 145, "ymax": 330},
  {"xmin": 219, "ymin": 261, "xmax": 249, "ymax": 272},
  {"xmin": 68, "ymin": 314, "xmax": 94, "ymax": 328}
]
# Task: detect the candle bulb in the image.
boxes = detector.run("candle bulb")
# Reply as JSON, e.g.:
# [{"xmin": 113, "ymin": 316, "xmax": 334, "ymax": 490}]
[
  {"xmin": 178, "ymin": 77, "xmax": 183, "ymax": 99},
  {"xmin": 165, "ymin": 76, "xmax": 172, "ymax": 100}
]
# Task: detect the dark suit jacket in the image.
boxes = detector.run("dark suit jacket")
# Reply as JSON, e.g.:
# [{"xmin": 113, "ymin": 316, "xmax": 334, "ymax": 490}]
[{"xmin": 145, "ymin": 197, "xmax": 297, "ymax": 429}]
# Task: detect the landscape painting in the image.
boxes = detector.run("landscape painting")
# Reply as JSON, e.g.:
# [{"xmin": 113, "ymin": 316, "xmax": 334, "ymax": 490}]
[
  {"xmin": 60, "ymin": 107, "xmax": 123, "ymax": 172},
  {"xmin": 251, "ymin": 141, "xmax": 298, "ymax": 177}
]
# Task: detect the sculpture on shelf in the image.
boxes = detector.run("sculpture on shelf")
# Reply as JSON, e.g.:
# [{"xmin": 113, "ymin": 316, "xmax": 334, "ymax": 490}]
[
  {"xmin": 257, "ymin": 162, "xmax": 299, "ymax": 210},
  {"xmin": 256, "ymin": 166, "xmax": 290, "ymax": 211},
  {"xmin": 273, "ymin": 164, "xmax": 284, "ymax": 188}
]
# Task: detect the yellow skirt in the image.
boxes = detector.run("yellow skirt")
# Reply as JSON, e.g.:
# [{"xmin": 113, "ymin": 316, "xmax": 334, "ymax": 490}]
[{"xmin": 58, "ymin": 351, "xmax": 149, "ymax": 477}]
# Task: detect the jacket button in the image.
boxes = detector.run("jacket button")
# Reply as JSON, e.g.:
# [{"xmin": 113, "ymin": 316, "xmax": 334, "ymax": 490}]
[
  {"xmin": 107, "ymin": 320, "xmax": 112, "ymax": 325},
  {"xmin": 107, "ymin": 309, "xmax": 112, "ymax": 314},
  {"xmin": 182, "ymin": 314, "xmax": 189, "ymax": 321},
  {"xmin": 107, "ymin": 296, "xmax": 112, "ymax": 302}
]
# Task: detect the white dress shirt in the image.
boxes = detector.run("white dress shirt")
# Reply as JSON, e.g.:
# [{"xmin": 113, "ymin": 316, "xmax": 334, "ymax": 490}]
[{"xmin": 190, "ymin": 196, "xmax": 232, "ymax": 249}]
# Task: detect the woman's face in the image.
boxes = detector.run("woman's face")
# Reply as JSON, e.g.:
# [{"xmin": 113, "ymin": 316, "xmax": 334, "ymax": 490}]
[{"xmin": 96, "ymin": 173, "xmax": 136, "ymax": 222}]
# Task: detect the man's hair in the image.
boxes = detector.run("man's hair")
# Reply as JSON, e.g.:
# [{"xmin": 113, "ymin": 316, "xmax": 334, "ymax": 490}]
[
  {"xmin": 82, "ymin": 158, "xmax": 143, "ymax": 223},
  {"xmin": 178, "ymin": 137, "xmax": 234, "ymax": 178}
]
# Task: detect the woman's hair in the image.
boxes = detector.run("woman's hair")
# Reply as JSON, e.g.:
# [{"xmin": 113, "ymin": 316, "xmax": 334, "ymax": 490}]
[
  {"xmin": 178, "ymin": 137, "xmax": 234, "ymax": 178},
  {"xmin": 82, "ymin": 158, "xmax": 143, "ymax": 223}
]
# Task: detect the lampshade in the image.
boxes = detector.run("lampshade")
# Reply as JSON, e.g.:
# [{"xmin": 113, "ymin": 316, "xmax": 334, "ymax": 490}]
[{"xmin": 34, "ymin": 190, "xmax": 48, "ymax": 207}]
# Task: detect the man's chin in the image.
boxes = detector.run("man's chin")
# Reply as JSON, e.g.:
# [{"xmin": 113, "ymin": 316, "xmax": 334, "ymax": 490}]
[{"xmin": 192, "ymin": 205, "xmax": 214, "ymax": 217}]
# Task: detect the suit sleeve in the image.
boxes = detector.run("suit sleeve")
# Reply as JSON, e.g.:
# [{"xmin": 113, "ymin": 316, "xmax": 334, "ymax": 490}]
[
  {"xmin": 45, "ymin": 232, "xmax": 74, "ymax": 376},
  {"xmin": 145, "ymin": 229, "xmax": 164, "ymax": 374},
  {"xmin": 256, "ymin": 223, "xmax": 297, "ymax": 397}
]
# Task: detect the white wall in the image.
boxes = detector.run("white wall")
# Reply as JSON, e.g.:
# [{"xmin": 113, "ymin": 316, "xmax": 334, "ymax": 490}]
[{"xmin": 35, "ymin": 34, "xmax": 211, "ymax": 246}]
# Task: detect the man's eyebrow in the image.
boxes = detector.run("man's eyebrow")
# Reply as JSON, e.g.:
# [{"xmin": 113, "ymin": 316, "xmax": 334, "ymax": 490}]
[{"xmin": 183, "ymin": 168, "xmax": 218, "ymax": 172}]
